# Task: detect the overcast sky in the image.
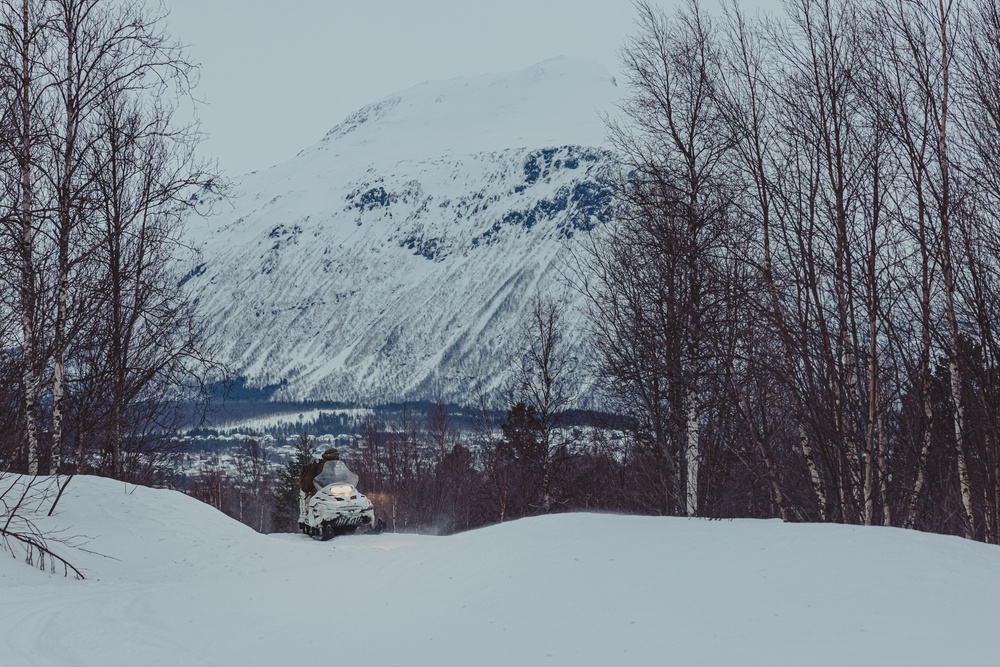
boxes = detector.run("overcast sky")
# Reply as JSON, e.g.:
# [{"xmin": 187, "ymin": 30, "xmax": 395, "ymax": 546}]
[{"xmin": 163, "ymin": 0, "xmax": 776, "ymax": 177}]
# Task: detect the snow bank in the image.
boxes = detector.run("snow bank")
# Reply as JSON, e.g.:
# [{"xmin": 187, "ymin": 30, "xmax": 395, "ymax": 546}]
[{"xmin": 2, "ymin": 475, "xmax": 999, "ymax": 666}]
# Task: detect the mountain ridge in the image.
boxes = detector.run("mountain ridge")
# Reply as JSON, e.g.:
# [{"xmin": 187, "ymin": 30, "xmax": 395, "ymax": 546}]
[{"xmin": 183, "ymin": 58, "xmax": 621, "ymax": 403}]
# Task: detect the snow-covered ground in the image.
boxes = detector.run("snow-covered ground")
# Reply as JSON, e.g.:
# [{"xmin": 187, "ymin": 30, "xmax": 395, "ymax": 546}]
[{"xmin": 2, "ymin": 475, "xmax": 999, "ymax": 666}]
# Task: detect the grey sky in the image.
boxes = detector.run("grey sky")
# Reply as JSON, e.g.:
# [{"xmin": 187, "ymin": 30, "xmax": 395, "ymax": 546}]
[{"xmin": 163, "ymin": 0, "xmax": 776, "ymax": 177}]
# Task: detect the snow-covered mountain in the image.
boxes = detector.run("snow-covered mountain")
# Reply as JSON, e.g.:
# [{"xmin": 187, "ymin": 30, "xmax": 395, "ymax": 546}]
[
  {"xmin": 4, "ymin": 475, "xmax": 1000, "ymax": 666},
  {"xmin": 182, "ymin": 58, "xmax": 621, "ymax": 403}
]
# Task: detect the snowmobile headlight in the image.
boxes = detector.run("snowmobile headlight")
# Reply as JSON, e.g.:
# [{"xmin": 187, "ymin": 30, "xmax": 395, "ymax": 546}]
[{"xmin": 328, "ymin": 484, "xmax": 354, "ymax": 497}]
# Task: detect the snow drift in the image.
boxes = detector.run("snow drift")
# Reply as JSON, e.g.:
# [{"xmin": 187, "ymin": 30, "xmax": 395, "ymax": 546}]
[
  {"xmin": 2, "ymin": 475, "xmax": 999, "ymax": 666},
  {"xmin": 181, "ymin": 58, "xmax": 621, "ymax": 403}
]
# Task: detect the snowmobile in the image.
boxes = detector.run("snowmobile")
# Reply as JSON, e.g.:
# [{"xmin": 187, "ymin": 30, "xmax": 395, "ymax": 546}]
[{"xmin": 298, "ymin": 459, "xmax": 384, "ymax": 541}]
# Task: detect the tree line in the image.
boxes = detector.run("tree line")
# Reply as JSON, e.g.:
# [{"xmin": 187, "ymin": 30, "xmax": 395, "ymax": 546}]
[
  {"xmin": 0, "ymin": 0, "xmax": 215, "ymax": 482},
  {"xmin": 575, "ymin": 0, "xmax": 1000, "ymax": 543}
]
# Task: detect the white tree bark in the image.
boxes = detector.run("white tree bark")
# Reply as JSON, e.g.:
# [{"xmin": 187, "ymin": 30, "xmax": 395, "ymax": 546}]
[
  {"xmin": 20, "ymin": 0, "xmax": 39, "ymax": 476},
  {"xmin": 686, "ymin": 386, "xmax": 699, "ymax": 517}
]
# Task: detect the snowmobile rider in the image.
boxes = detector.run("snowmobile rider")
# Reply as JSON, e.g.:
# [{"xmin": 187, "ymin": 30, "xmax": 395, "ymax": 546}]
[
  {"xmin": 313, "ymin": 448, "xmax": 359, "ymax": 490},
  {"xmin": 299, "ymin": 448, "xmax": 359, "ymax": 498}
]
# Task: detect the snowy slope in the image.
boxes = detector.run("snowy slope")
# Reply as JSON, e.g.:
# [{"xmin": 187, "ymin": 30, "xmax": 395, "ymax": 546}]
[
  {"xmin": 182, "ymin": 58, "xmax": 621, "ymax": 403},
  {"xmin": 3, "ymin": 475, "xmax": 1000, "ymax": 666}
]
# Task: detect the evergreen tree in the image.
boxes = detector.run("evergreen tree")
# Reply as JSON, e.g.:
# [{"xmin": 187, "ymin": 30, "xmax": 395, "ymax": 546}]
[
  {"xmin": 271, "ymin": 432, "xmax": 316, "ymax": 532},
  {"xmin": 499, "ymin": 402, "xmax": 544, "ymax": 518}
]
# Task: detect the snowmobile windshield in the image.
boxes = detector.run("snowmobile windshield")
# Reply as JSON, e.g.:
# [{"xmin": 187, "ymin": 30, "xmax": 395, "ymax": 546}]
[{"xmin": 313, "ymin": 460, "xmax": 359, "ymax": 490}]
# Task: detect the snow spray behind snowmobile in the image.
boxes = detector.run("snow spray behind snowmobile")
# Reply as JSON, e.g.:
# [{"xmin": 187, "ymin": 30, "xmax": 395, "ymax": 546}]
[{"xmin": 299, "ymin": 450, "xmax": 384, "ymax": 540}]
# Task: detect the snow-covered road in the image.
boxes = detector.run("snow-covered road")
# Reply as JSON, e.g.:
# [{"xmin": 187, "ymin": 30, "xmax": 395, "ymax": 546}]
[{"xmin": 2, "ymin": 476, "xmax": 998, "ymax": 666}]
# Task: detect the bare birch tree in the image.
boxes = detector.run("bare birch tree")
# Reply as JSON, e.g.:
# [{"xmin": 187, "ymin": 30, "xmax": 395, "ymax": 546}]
[{"xmin": 1, "ymin": 0, "xmax": 217, "ymax": 483}]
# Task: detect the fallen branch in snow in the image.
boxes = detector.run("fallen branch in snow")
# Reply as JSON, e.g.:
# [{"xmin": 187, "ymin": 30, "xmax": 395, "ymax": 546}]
[
  {"xmin": 0, "ymin": 526, "xmax": 85, "ymax": 579},
  {"xmin": 71, "ymin": 544, "xmax": 121, "ymax": 562},
  {"xmin": 1, "ymin": 475, "xmax": 85, "ymax": 579}
]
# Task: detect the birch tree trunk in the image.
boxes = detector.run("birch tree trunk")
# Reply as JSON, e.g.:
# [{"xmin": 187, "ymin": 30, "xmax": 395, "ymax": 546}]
[
  {"xmin": 50, "ymin": 0, "xmax": 77, "ymax": 474},
  {"xmin": 933, "ymin": 0, "xmax": 976, "ymax": 537},
  {"xmin": 906, "ymin": 196, "xmax": 934, "ymax": 529},
  {"xmin": 685, "ymin": 384, "xmax": 699, "ymax": 516},
  {"xmin": 18, "ymin": 0, "xmax": 40, "ymax": 476}
]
